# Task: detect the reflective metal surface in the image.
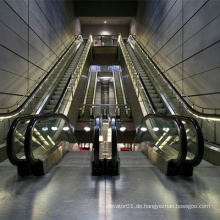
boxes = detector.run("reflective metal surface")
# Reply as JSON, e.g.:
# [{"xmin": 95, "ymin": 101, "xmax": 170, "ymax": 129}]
[{"xmin": 0, "ymin": 152, "xmax": 219, "ymax": 219}]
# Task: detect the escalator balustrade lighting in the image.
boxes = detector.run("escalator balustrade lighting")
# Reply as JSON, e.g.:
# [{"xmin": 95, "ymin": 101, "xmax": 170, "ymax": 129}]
[
  {"xmin": 99, "ymin": 135, "xmax": 103, "ymax": 141},
  {"xmin": 153, "ymin": 127, "xmax": 159, "ymax": 131},
  {"xmin": 163, "ymin": 127, "xmax": 170, "ymax": 132},
  {"xmin": 140, "ymin": 127, "xmax": 147, "ymax": 132},
  {"xmin": 42, "ymin": 127, "xmax": 48, "ymax": 131},
  {"xmin": 63, "ymin": 127, "xmax": 69, "ymax": 131},
  {"xmin": 210, "ymin": 146, "xmax": 220, "ymax": 152},
  {"xmin": 84, "ymin": 126, "xmax": 90, "ymax": 132},
  {"xmin": 47, "ymin": 135, "xmax": 55, "ymax": 146},
  {"xmin": 120, "ymin": 126, "xmax": 126, "ymax": 132}
]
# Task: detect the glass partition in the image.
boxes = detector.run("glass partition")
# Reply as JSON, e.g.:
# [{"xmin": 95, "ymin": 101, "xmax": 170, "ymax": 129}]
[
  {"xmin": 136, "ymin": 117, "xmax": 181, "ymax": 160},
  {"xmin": 30, "ymin": 117, "xmax": 78, "ymax": 160}
]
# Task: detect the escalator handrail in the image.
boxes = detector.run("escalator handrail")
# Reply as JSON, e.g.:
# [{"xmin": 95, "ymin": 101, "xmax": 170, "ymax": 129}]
[
  {"xmin": 93, "ymin": 116, "xmax": 100, "ymax": 166},
  {"xmin": 24, "ymin": 113, "xmax": 77, "ymax": 167},
  {"xmin": 171, "ymin": 115, "xmax": 204, "ymax": 166},
  {"xmin": 54, "ymin": 34, "xmax": 93, "ymax": 112},
  {"xmin": 111, "ymin": 117, "xmax": 117, "ymax": 166},
  {"xmin": 0, "ymin": 36, "xmax": 81, "ymax": 119},
  {"xmin": 130, "ymin": 36, "xmax": 220, "ymax": 120},
  {"xmin": 137, "ymin": 113, "xmax": 187, "ymax": 167},
  {"xmin": 118, "ymin": 34, "xmax": 158, "ymax": 113},
  {"xmin": 7, "ymin": 115, "xmax": 35, "ymax": 165}
]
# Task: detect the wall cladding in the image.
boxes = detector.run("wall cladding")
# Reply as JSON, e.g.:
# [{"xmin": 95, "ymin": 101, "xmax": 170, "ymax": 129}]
[
  {"xmin": 0, "ymin": 0, "xmax": 75, "ymax": 111},
  {"xmin": 136, "ymin": 0, "xmax": 220, "ymax": 111}
]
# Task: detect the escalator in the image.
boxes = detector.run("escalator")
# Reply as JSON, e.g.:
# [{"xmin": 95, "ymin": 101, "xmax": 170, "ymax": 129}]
[
  {"xmin": 7, "ymin": 113, "xmax": 119, "ymax": 176},
  {"xmin": 126, "ymin": 43, "xmax": 167, "ymax": 114},
  {"xmin": 42, "ymin": 43, "xmax": 85, "ymax": 114},
  {"xmin": 82, "ymin": 70, "xmax": 97, "ymax": 119},
  {"xmin": 113, "ymin": 71, "xmax": 127, "ymax": 119},
  {"xmin": 5, "ymin": 34, "xmax": 206, "ymax": 178},
  {"xmin": 118, "ymin": 34, "xmax": 205, "ymax": 175}
]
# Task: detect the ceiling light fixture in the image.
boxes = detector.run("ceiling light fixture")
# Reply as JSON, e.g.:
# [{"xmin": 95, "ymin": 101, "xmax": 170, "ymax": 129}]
[{"xmin": 104, "ymin": 21, "xmax": 107, "ymax": 23}]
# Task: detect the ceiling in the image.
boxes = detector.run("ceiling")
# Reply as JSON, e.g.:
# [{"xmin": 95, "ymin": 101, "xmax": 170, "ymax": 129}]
[
  {"xmin": 74, "ymin": 0, "xmax": 137, "ymax": 17},
  {"xmin": 77, "ymin": 17, "xmax": 135, "ymax": 25}
]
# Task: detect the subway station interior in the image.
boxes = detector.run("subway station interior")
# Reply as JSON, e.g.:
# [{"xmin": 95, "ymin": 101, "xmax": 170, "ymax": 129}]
[{"xmin": 0, "ymin": 0, "xmax": 220, "ymax": 219}]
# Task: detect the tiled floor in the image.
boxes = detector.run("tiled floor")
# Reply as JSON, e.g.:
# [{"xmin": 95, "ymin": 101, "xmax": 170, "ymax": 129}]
[{"xmin": 0, "ymin": 151, "xmax": 219, "ymax": 220}]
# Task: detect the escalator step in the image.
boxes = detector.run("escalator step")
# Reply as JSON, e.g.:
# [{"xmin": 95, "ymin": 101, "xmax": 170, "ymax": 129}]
[
  {"xmin": 145, "ymin": 86, "xmax": 153, "ymax": 90},
  {"xmin": 152, "ymin": 98, "xmax": 160, "ymax": 103},
  {"xmin": 54, "ymin": 91, "xmax": 62, "ymax": 95},
  {"xmin": 148, "ymin": 90, "xmax": 156, "ymax": 94},
  {"xmin": 151, "ymin": 94, "xmax": 159, "ymax": 98},
  {"xmin": 46, "ymin": 105, "xmax": 56, "ymax": 110},
  {"xmin": 56, "ymin": 87, "xmax": 64, "ymax": 91},
  {"xmin": 158, "ymin": 108, "xmax": 166, "ymax": 114},
  {"xmin": 155, "ymin": 103, "xmax": 163, "ymax": 108},
  {"xmin": 52, "ymin": 95, "xmax": 60, "ymax": 100},
  {"xmin": 43, "ymin": 110, "xmax": 51, "ymax": 114},
  {"xmin": 49, "ymin": 100, "xmax": 57, "ymax": 105}
]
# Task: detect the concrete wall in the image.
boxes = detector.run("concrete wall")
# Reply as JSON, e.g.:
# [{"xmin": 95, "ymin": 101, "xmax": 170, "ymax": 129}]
[
  {"xmin": 0, "ymin": 0, "xmax": 75, "ymax": 111},
  {"xmin": 82, "ymin": 24, "xmax": 129, "ymax": 38},
  {"xmin": 136, "ymin": 0, "xmax": 220, "ymax": 112}
]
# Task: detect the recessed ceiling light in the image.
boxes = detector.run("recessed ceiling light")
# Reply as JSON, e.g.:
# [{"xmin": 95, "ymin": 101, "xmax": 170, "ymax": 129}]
[{"xmin": 104, "ymin": 21, "xmax": 107, "ymax": 23}]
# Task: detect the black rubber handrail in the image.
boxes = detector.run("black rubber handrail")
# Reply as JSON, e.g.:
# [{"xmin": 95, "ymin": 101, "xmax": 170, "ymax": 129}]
[
  {"xmin": 0, "ymin": 36, "xmax": 80, "ymax": 118},
  {"xmin": 7, "ymin": 115, "xmax": 34, "ymax": 165},
  {"xmin": 171, "ymin": 115, "xmax": 204, "ymax": 166},
  {"xmin": 93, "ymin": 116, "xmax": 100, "ymax": 166},
  {"xmin": 133, "ymin": 36, "xmax": 220, "ymax": 119},
  {"xmin": 136, "ymin": 113, "xmax": 187, "ymax": 167},
  {"xmin": 111, "ymin": 117, "xmax": 117, "ymax": 166},
  {"xmin": 24, "ymin": 113, "xmax": 77, "ymax": 167}
]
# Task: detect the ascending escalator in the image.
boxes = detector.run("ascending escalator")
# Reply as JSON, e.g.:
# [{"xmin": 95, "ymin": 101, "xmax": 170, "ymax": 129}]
[
  {"xmin": 82, "ymin": 71, "xmax": 97, "ymax": 119},
  {"xmin": 114, "ymin": 71, "xmax": 127, "ymax": 119},
  {"xmin": 118, "ymin": 34, "xmax": 204, "ymax": 175},
  {"xmin": 42, "ymin": 43, "xmax": 85, "ymax": 114},
  {"xmin": 126, "ymin": 43, "xmax": 167, "ymax": 114}
]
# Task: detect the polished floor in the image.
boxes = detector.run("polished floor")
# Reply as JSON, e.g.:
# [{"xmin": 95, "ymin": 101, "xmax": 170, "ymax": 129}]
[{"xmin": 0, "ymin": 151, "xmax": 219, "ymax": 220}]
